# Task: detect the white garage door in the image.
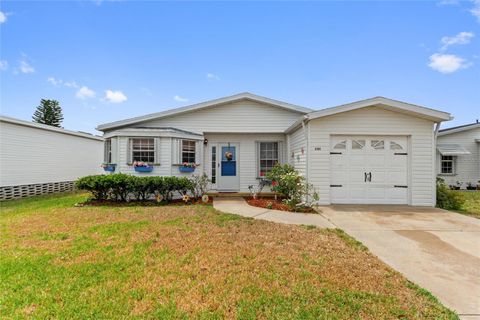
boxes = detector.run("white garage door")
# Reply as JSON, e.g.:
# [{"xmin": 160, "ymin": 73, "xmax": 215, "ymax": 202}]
[{"xmin": 330, "ymin": 136, "xmax": 408, "ymax": 204}]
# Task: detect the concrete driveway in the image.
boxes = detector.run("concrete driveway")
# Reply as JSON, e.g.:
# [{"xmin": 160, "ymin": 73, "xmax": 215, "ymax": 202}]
[{"xmin": 319, "ymin": 205, "xmax": 480, "ymax": 319}]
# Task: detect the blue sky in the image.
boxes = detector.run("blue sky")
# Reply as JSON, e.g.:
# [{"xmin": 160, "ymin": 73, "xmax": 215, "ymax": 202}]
[{"xmin": 1, "ymin": 1, "xmax": 479, "ymax": 134}]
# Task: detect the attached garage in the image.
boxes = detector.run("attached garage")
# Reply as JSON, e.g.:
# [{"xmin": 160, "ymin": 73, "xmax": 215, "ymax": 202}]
[
  {"xmin": 330, "ymin": 135, "xmax": 408, "ymax": 204},
  {"xmin": 286, "ymin": 97, "xmax": 452, "ymax": 207}
]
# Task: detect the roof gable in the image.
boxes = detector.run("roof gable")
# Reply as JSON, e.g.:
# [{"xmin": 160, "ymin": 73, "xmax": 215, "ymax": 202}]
[
  {"xmin": 97, "ymin": 92, "xmax": 312, "ymax": 131},
  {"xmin": 305, "ymin": 97, "xmax": 452, "ymax": 122}
]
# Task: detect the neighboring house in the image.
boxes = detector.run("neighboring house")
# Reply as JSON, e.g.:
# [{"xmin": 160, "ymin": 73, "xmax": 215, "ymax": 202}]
[
  {"xmin": 97, "ymin": 92, "xmax": 452, "ymax": 206},
  {"xmin": 436, "ymin": 121, "xmax": 480, "ymax": 189},
  {"xmin": 0, "ymin": 116, "xmax": 103, "ymax": 200}
]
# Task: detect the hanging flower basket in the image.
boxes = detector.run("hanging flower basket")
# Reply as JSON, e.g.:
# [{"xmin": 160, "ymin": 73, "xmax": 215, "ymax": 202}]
[
  {"xmin": 101, "ymin": 163, "xmax": 116, "ymax": 172},
  {"xmin": 225, "ymin": 151, "xmax": 233, "ymax": 161},
  {"xmin": 133, "ymin": 161, "xmax": 153, "ymax": 173},
  {"xmin": 179, "ymin": 162, "xmax": 197, "ymax": 173}
]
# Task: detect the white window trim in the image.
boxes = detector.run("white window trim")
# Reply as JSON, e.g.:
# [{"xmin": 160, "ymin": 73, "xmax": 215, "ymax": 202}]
[
  {"xmin": 256, "ymin": 141, "xmax": 281, "ymax": 178},
  {"xmin": 127, "ymin": 137, "xmax": 160, "ymax": 165},
  {"xmin": 181, "ymin": 139, "xmax": 196, "ymax": 164},
  {"xmin": 440, "ymin": 155, "xmax": 456, "ymax": 175}
]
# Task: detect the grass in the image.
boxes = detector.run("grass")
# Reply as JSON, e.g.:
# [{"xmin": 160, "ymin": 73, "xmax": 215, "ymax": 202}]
[
  {"xmin": 452, "ymin": 190, "xmax": 480, "ymax": 218},
  {"xmin": 0, "ymin": 192, "xmax": 458, "ymax": 319}
]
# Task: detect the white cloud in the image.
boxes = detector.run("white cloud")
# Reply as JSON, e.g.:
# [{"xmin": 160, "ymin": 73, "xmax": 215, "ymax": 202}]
[
  {"xmin": 471, "ymin": 0, "xmax": 480, "ymax": 22},
  {"xmin": 206, "ymin": 73, "xmax": 220, "ymax": 80},
  {"xmin": 76, "ymin": 86, "xmax": 96, "ymax": 99},
  {"xmin": 64, "ymin": 81, "xmax": 79, "ymax": 88},
  {"xmin": 437, "ymin": 0, "xmax": 459, "ymax": 5},
  {"xmin": 173, "ymin": 95, "xmax": 189, "ymax": 102},
  {"xmin": 0, "ymin": 60, "xmax": 8, "ymax": 71},
  {"xmin": 428, "ymin": 53, "xmax": 472, "ymax": 73},
  {"xmin": 19, "ymin": 59, "xmax": 35, "ymax": 74},
  {"xmin": 0, "ymin": 11, "xmax": 7, "ymax": 24},
  {"xmin": 47, "ymin": 77, "xmax": 63, "ymax": 86},
  {"xmin": 104, "ymin": 90, "xmax": 127, "ymax": 103},
  {"xmin": 47, "ymin": 77, "xmax": 79, "ymax": 88},
  {"xmin": 440, "ymin": 31, "xmax": 475, "ymax": 51}
]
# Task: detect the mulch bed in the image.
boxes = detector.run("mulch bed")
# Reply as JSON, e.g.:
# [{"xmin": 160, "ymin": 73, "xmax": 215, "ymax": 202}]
[
  {"xmin": 77, "ymin": 198, "xmax": 213, "ymax": 207},
  {"xmin": 245, "ymin": 197, "xmax": 316, "ymax": 213}
]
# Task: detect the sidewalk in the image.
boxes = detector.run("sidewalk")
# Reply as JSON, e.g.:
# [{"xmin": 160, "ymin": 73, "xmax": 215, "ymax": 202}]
[{"xmin": 213, "ymin": 197, "xmax": 335, "ymax": 228}]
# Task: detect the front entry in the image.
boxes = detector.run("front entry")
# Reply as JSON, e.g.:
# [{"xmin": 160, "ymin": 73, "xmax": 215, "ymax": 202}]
[{"xmin": 217, "ymin": 143, "xmax": 240, "ymax": 191}]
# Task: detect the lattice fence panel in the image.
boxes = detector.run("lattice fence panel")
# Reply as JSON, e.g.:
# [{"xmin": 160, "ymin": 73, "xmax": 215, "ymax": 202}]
[{"xmin": 0, "ymin": 181, "xmax": 76, "ymax": 201}]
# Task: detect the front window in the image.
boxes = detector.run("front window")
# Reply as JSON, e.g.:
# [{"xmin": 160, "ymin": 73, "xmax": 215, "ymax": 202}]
[
  {"xmin": 104, "ymin": 139, "xmax": 112, "ymax": 163},
  {"xmin": 182, "ymin": 140, "xmax": 196, "ymax": 163},
  {"xmin": 441, "ymin": 155, "xmax": 454, "ymax": 174},
  {"xmin": 259, "ymin": 142, "xmax": 279, "ymax": 177},
  {"xmin": 132, "ymin": 138, "xmax": 155, "ymax": 163}
]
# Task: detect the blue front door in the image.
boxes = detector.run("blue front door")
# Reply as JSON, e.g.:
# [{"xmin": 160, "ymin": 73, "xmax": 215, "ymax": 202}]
[{"xmin": 217, "ymin": 143, "xmax": 240, "ymax": 191}]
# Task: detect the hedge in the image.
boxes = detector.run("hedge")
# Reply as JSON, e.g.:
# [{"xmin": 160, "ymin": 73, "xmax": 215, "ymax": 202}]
[{"xmin": 75, "ymin": 174, "xmax": 196, "ymax": 202}]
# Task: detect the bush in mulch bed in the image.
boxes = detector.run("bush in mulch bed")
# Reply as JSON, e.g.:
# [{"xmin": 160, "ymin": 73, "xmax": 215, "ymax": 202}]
[
  {"xmin": 75, "ymin": 173, "xmax": 212, "ymax": 206},
  {"xmin": 245, "ymin": 197, "xmax": 316, "ymax": 213}
]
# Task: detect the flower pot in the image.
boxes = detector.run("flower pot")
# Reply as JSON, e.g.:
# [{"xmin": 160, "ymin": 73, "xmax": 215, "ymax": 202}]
[
  {"xmin": 179, "ymin": 166, "xmax": 195, "ymax": 173},
  {"xmin": 466, "ymin": 186, "xmax": 477, "ymax": 190},
  {"xmin": 134, "ymin": 166, "xmax": 153, "ymax": 173},
  {"xmin": 103, "ymin": 164, "xmax": 116, "ymax": 172}
]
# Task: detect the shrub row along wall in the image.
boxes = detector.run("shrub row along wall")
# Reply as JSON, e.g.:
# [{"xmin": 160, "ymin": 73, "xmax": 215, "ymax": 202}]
[
  {"xmin": 76, "ymin": 174, "xmax": 206, "ymax": 202},
  {"xmin": 0, "ymin": 181, "xmax": 76, "ymax": 201}
]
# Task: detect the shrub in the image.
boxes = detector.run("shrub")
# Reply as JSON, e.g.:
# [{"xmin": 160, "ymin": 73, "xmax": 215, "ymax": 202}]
[
  {"xmin": 436, "ymin": 177, "xmax": 463, "ymax": 210},
  {"xmin": 266, "ymin": 163, "xmax": 319, "ymax": 211},
  {"xmin": 76, "ymin": 174, "xmax": 199, "ymax": 203},
  {"xmin": 76, "ymin": 175, "xmax": 110, "ymax": 200},
  {"xmin": 132, "ymin": 176, "xmax": 155, "ymax": 201},
  {"xmin": 191, "ymin": 173, "xmax": 211, "ymax": 199}
]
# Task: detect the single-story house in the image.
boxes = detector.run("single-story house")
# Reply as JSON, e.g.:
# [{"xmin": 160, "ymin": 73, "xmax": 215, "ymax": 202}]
[
  {"xmin": 97, "ymin": 93, "xmax": 452, "ymax": 206},
  {"xmin": 0, "ymin": 116, "xmax": 104, "ymax": 200},
  {"xmin": 436, "ymin": 121, "xmax": 480, "ymax": 189}
]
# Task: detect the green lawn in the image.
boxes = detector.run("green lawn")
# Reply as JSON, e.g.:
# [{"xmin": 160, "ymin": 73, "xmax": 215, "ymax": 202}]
[
  {"xmin": 454, "ymin": 190, "xmax": 480, "ymax": 218},
  {"xmin": 0, "ymin": 192, "xmax": 458, "ymax": 319}
]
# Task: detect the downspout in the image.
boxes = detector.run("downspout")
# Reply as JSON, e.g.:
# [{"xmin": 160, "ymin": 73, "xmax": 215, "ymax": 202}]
[
  {"xmin": 433, "ymin": 122, "xmax": 441, "ymax": 206},
  {"xmin": 301, "ymin": 115, "xmax": 309, "ymax": 182}
]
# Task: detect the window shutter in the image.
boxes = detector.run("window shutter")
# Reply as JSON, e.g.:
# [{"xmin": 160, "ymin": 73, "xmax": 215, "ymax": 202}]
[
  {"xmin": 126, "ymin": 138, "xmax": 132, "ymax": 164},
  {"xmin": 172, "ymin": 138, "xmax": 181, "ymax": 164},
  {"xmin": 255, "ymin": 141, "xmax": 260, "ymax": 177},
  {"xmin": 278, "ymin": 141, "xmax": 284, "ymax": 164},
  {"xmin": 195, "ymin": 140, "xmax": 202, "ymax": 164},
  {"xmin": 111, "ymin": 137, "xmax": 118, "ymax": 164},
  {"xmin": 103, "ymin": 140, "xmax": 108, "ymax": 163},
  {"xmin": 154, "ymin": 138, "xmax": 161, "ymax": 164}
]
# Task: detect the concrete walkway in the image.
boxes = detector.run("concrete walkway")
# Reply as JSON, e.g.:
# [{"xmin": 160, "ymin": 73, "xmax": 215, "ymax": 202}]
[
  {"xmin": 213, "ymin": 197, "xmax": 335, "ymax": 228},
  {"xmin": 213, "ymin": 197, "xmax": 480, "ymax": 319}
]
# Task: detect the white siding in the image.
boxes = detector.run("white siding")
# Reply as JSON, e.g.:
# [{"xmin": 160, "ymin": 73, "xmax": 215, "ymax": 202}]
[
  {"xmin": 437, "ymin": 128, "xmax": 480, "ymax": 187},
  {"xmin": 0, "ymin": 121, "xmax": 103, "ymax": 186},
  {"xmin": 136, "ymin": 101, "xmax": 304, "ymax": 133},
  {"xmin": 287, "ymin": 126, "xmax": 307, "ymax": 176},
  {"xmin": 204, "ymin": 133, "xmax": 286, "ymax": 192},
  {"xmin": 308, "ymin": 107, "xmax": 436, "ymax": 206}
]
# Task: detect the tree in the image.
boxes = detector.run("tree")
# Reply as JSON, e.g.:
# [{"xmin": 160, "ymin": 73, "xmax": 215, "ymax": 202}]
[{"xmin": 32, "ymin": 99, "xmax": 64, "ymax": 127}]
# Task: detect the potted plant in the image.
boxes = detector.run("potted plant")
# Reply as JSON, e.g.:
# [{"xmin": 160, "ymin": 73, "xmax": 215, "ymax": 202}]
[
  {"xmin": 101, "ymin": 163, "xmax": 116, "ymax": 172},
  {"xmin": 133, "ymin": 161, "xmax": 153, "ymax": 173},
  {"xmin": 466, "ymin": 182, "xmax": 477, "ymax": 191},
  {"xmin": 179, "ymin": 162, "xmax": 197, "ymax": 173},
  {"xmin": 449, "ymin": 181, "xmax": 462, "ymax": 190}
]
